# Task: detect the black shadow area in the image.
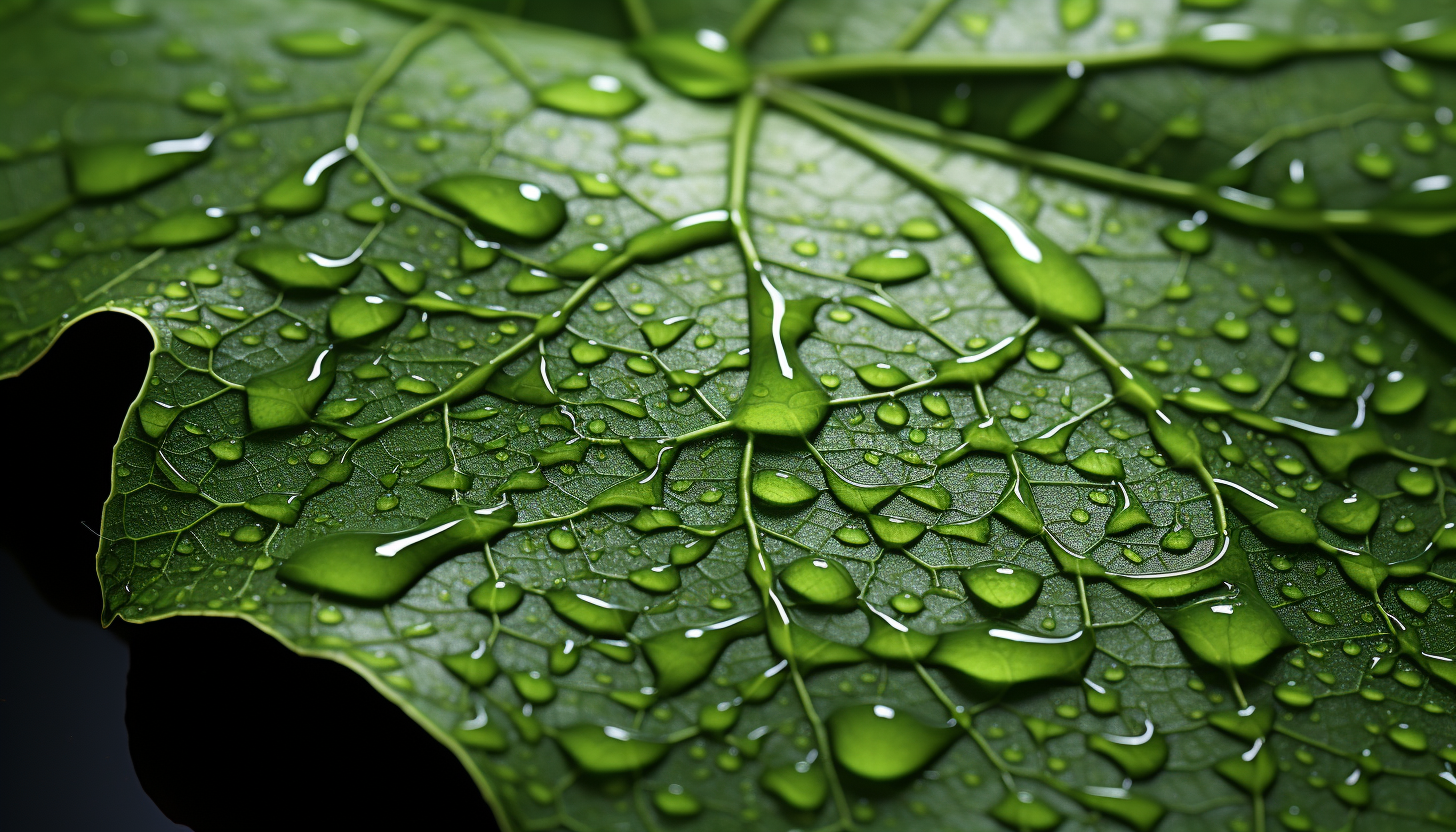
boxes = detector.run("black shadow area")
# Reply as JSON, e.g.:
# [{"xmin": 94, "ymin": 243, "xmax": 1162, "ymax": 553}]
[
  {"xmin": 1, "ymin": 312, "xmax": 180, "ymax": 831},
  {"xmin": 126, "ymin": 617, "xmax": 490, "ymax": 830},
  {"xmin": 1, "ymin": 313, "xmax": 492, "ymax": 830}
]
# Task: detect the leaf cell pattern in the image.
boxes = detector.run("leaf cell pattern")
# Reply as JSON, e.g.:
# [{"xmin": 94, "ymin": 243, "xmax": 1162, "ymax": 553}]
[{"xmin": 5, "ymin": 1, "xmax": 1456, "ymax": 830}]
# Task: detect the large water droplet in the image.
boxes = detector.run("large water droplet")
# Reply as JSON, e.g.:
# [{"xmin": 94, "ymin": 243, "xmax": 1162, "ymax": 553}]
[
  {"xmin": 1158, "ymin": 589, "xmax": 1294, "ymax": 672},
  {"xmin": 631, "ymin": 30, "xmax": 750, "ymax": 99},
  {"xmin": 846, "ymin": 248, "xmax": 930, "ymax": 283},
  {"xmin": 130, "ymin": 208, "xmax": 236, "ymax": 248},
  {"xmin": 245, "ymin": 346, "xmax": 337, "ymax": 430},
  {"xmin": 67, "ymin": 134, "xmax": 212, "ymax": 198},
  {"xmin": 329, "ymin": 294, "xmax": 404, "ymax": 341},
  {"xmin": 779, "ymin": 557, "xmax": 857, "ymax": 607},
  {"xmin": 962, "ymin": 562, "xmax": 1043, "ymax": 611},
  {"xmin": 236, "ymin": 244, "xmax": 363, "ymax": 290},
  {"xmin": 274, "ymin": 27, "xmax": 365, "ymax": 58},
  {"xmin": 827, "ymin": 704, "xmax": 958, "ymax": 780},
  {"xmin": 422, "ymin": 174, "xmax": 566, "ymax": 242},
  {"xmin": 277, "ymin": 502, "xmax": 516, "ymax": 603},
  {"xmin": 750, "ymin": 470, "xmax": 818, "ymax": 508},
  {"xmin": 537, "ymin": 74, "xmax": 644, "ymax": 117}
]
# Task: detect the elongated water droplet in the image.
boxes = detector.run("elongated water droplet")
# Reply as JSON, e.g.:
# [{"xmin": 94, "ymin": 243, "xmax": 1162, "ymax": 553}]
[
  {"xmin": 962, "ymin": 562, "xmax": 1043, "ymax": 611},
  {"xmin": 422, "ymin": 174, "xmax": 566, "ymax": 242},
  {"xmin": 236, "ymin": 244, "xmax": 363, "ymax": 290},
  {"xmin": 1216, "ymin": 479, "xmax": 1318, "ymax": 544},
  {"xmin": 550, "ymin": 242, "xmax": 615, "ymax": 277},
  {"xmin": 245, "ymin": 346, "xmax": 337, "ymax": 430},
  {"xmin": 67, "ymin": 134, "xmax": 212, "ymax": 198},
  {"xmin": 750, "ymin": 470, "xmax": 818, "ymax": 508},
  {"xmin": 1007, "ymin": 74, "xmax": 1082, "ymax": 140},
  {"xmin": 130, "ymin": 208, "xmax": 236, "ymax": 248},
  {"xmin": 277, "ymin": 502, "xmax": 516, "ymax": 603},
  {"xmin": 625, "ymin": 209, "xmax": 732, "ymax": 262},
  {"xmin": 641, "ymin": 316, "xmax": 695, "ymax": 348},
  {"xmin": 759, "ymin": 761, "xmax": 828, "ymax": 811},
  {"xmin": 1168, "ymin": 24, "xmax": 1298, "ymax": 69},
  {"xmin": 938, "ymin": 193, "xmax": 1104, "ymax": 326},
  {"xmin": 631, "ymin": 30, "xmax": 750, "ymax": 99},
  {"xmin": 329, "ymin": 294, "xmax": 404, "ymax": 341},
  {"xmin": 468, "ymin": 579, "xmax": 524, "ymax": 613},
  {"xmin": 854, "ymin": 362, "xmax": 911, "ymax": 388},
  {"xmin": 929, "ymin": 622, "xmax": 1093, "ymax": 686},
  {"xmin": 544, "ymin": 589, "xmax": 638, "ymax": 637},
  {"xmin": 274, "ymin": 27, "xmax": 365, "ymax": 58},
  {"xmin": 442, "ymin": 642, "xmax": 499, "ymax": 687},
  {"xmin": 780, "ymin": 557, "xmax": 856, "ymax": 607},
  {"xmin": 1087, "ymin": 720, "xmax": 1167, "ymax": 779},
  {"xmin": 1105, "ymin": 482, "xmax": 1151, "ymax": 534},
  {"xmin": 846, "ymin": 248, "xmax": 930, "ymax": 283},
  {"xmin": 827, "ymin": 704, "xmax": 958, "ymax": 780},
  {"xmin": 1158, "ymin": 589, "xmax": 1294, "ymax": 672},
  {"xmin": 867, "ymin": 514, "xmax": 926, "ymax": 548},
  {"xmin": 642, "ymin": 613, "xmax": 763, "ymax": 694},
  {"xmin": 990, "ymin": 790, "xmax": 1062, "ymax": 831},
  {"xmin": 537, "ymin": 74, "xmax": 644, "ymax": 117},
  {"xmin": 554, "ymin": 724, "xmax": 669, "ymax": 773}
]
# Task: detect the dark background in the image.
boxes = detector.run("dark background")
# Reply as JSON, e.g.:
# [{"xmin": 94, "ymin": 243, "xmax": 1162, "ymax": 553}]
[{"xmin": 0, "ymin": 313, "xmax": 489, "ymax": 831}]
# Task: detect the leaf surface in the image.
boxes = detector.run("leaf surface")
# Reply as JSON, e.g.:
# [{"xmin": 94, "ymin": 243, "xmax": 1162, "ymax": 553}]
[{"xmin": 4, "ymin": 1, "xmax": 1456, "ymax": 831}]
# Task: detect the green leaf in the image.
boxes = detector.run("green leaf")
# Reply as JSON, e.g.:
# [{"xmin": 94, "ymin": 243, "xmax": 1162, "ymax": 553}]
[{"xmin": 6, "ymin": 1, "xmax": 1456, "ymax": 830}]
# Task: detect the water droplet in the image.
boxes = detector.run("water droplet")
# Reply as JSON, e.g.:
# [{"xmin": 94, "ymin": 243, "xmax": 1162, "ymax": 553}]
[
  {"xmin": 537, "ymin": 74, "xmax": 643, "ymax": 117},
  {"xmin": 1371, "ymin": 370, "xmax": 1428, "ymax": 415},
  {"xmin": 244, "ymin": 346, "xmax": 336, "ymax": 430},
  {"xmin": 422, "ymin": 174, "xmax": 566, "ymax": 242},
  {"xmin": 1318, "ymin": 488, "xmax": 1380, "ymax": 536},
  {"xmin": 653, "ymin": 785, "xmax": 702, "ymax": 817},
  {"xmin": 544, "ymin": 590, "xmax": 638, "ymax": 637},
  {"xmin": 750, "ymin": 470, "xmax": 818, "ymax": 508},
  {"xmin": 130, "ymin": 208, "xmax": 236, "ymax": 248},
  {"xmin": 67, "ymin": 1, "xmax": 150, "ymax": 29},
  {"xmin": 469, "ymin": 580, "xmax": 524, "ymax": 613},
  {"xmin": 1070, "ymin": 447, "xmax": 1124, "ymax": 479},
  {"xmin": 867, "ymin": 515, "xmax": 926, "ymax": 548},
  {"xmin": 642, "ymin": 613, "xmax": 763, "ymax": 694},
  {"xmin": 236, "ymin": 244, "xmax": 363, "ymax": 290},
  {"xmin": 1059, "ymin": 0, "xmax": 1098, "ymax": 31},
  {"xmin": 329, "ymin": 294, "xmax": 404, "ymax": 341},
  {"xmin": 875, "ymin": 398, "xmax": 909, "ymax": 426},
  {"xmin": 1158, "ymin": 589, "xmax": 1294, "ymax": 672},
  {"xmin": 1007, "ymin": 74, "xmax": 1082, "ymax": 139},
  {"xmin": 854, "ymin": 362, "xmax": 911, "ymax": 388},
  {"xmin": 67, "ymin": 134, "xmax": 212, "ymax": 199},
  {"xmin": 273, "ymin": 28, "xmax": 365, "ymax": 58},
  {"xmin": 989, "ymin": 790, "xmax": 1062, "ymax": 831},
  {"xmin": 780, "ymin": 557, "xmax": 857, "ymax": 607},
  {"xmin": 827, "ymin": 704, "xmax": 958, "ymax": 780},
  {"xmin": 641, "ymin": 316, "xmax": 695, "ymax": 348},
  {"xmin": 1160, "ymin": 215, "xmax": 1211, "ymax": 254},
  {"xmin": 1087, "ymin": 720, "xmax": 1167, "ymax": 779},
  {"xmin": 962, "ymin": 562, "xmax": 1043, "ymax": 611},
  {"xmin": 629, "ymin": 563, "xmax": 681, "ymax": 593},
  {"xmin": 554, "ymin": 724, "xmax": 669, "ymax": 773},
  {"xmin": 846, "ymin": 248, "xmax": 930, "ymax": 283},
  {"xmin": 277, "ymin": 502, "xmax": 516, "ymax": 603},
  {"xmin": 759, "ymin": 761, "xmax": 828, "ymax": 810},
  {"xmin": 443, "ymin": 642, "xmax": 499, "ymax": 686},
  {"xmin": 938, "ymin": 194, "xmax": 1105, "ymax": 326},
  {"xmin": 631, "ymin": 30, "xmax": 750, "ymax": 99}
]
